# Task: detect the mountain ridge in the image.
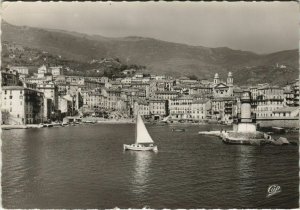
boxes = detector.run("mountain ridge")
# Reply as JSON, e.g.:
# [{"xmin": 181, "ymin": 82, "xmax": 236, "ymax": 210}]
[{"xmin": 2, "ymin": 20, "xmax": 298, "ymax": 85}]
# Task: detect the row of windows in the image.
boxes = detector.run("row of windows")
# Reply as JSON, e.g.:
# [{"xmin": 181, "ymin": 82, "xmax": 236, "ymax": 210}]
[
  {"xmin": 170, "ymin": 111, "xmax": 192, "ymax": 114},
  {"xmin": 151, "ymin": 111, "xmax": 165, "ymax": 114},
  {"xmin": 4, "ymin": 90, "xmax": 22, "ymax": 95},
  {"xmin": 256, "ymin": 107, "xmax": 281, "ymax": 111},
  {"xmin": 257, "ymin": 101, "xmax": 283, "ymax": 105}
]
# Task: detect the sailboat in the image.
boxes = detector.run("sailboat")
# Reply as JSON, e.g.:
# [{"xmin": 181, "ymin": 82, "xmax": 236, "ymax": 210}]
[{"xmin": 123, "ymin": 114, "xmax": 158, "ymax": 152}]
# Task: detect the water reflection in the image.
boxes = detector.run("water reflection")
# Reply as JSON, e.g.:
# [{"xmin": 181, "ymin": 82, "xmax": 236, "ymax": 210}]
[
  {"xmin": 237, "ymin": 146, "xmax": 257, "ymax": 202},
  {"xmin": 130, "ymin": 151, "xmax": 153, "ymax": 197}
]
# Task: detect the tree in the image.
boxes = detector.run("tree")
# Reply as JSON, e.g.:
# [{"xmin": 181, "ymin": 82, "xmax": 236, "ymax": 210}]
[{"xmin": 188, "ymin": 75, "xmax": 198, "ymax": 80}]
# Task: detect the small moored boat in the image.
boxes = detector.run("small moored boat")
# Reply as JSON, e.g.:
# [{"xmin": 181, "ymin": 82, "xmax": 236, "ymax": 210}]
[{"xmin": 171, "ymin": 128, "xmax": 186, "ymax": 132}]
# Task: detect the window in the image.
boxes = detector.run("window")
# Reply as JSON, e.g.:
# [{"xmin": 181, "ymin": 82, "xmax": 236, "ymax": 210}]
[
  {"xmin": 4, "ymin": 90, "xmax": 7, "ymax": 94},
  {"xmin": 9, "ymin": 96, "xmax": 13, "ymax": 99},
  {"xmin": 10, "ymin": 108, "xmax": 12, "ymax": 112}
]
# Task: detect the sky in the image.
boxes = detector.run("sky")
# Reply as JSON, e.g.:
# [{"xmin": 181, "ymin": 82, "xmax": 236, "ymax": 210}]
[{"xmin": 2, "ymin": 1, "xmax": 299, "ymax": 54}]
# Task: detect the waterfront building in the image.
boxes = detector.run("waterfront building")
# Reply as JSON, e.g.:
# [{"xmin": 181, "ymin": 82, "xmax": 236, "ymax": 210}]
[
  {"xmin": 134, "ymin": 100, "xmax": 150, "ymax": 117},
  {"xmin": 211, "ymin": 97, "xmax": 235, "ymax": 123},
  {"xmin": 58, "ymin": 95, "xmax": 73, "ymax": 117},
  {"xmin": 283, "ymin": 90, "xmax": 295, "ymax": 107},
  {"xmin": 149, "ymin": 99, "xmax": 167, "ymax": 119},
  {"xmin": 1, "ymin": 86, "xmax": 44, "ymax": 124},
  {"xmin": 272, "ymin": 106, "xmax": 299, "ymax": 118},
  {"xmin": 169, "ymin": 95, "xmax": 194, "ymax": 120},
  {"xmin": 255, "ymin": 86, "xmax": 284, "ymax": 118},
  {"xmin": 101, "ymin": 88, "xmax": 121, "ymax": 110},
  {"xmin": 116, "ymin": 99, "xmax": 129, "ymax": 115},
  {"xmin": 85, "ymin": 91, "xmax": 104, "ymax": 109},
  {"xmin": 191, "ymin": 99, "xmax": 211, "ymax": 120}
]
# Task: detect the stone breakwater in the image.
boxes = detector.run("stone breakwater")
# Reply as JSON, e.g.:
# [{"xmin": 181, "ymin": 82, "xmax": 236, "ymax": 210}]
[{"xmin": 198, "ymin": 130, "xmax": 296, "ymax": 146}]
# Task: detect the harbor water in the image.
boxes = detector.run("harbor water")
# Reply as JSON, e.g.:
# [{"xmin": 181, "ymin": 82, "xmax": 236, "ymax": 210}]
[{"xmin": 2, "ymin": 124, "xmax": 299, "ymax": 208}]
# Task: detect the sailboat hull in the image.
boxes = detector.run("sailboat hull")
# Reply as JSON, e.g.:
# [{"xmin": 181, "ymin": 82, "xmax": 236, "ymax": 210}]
[{"xmin": 123, "ymin": 144, "xmax": 158, "ymax": 152}]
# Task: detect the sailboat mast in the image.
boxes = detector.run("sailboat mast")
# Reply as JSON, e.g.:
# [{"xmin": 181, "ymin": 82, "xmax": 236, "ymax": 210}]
[{"xmin": 135, "ymin": 114, "xmax": 138, "ymax": 144}]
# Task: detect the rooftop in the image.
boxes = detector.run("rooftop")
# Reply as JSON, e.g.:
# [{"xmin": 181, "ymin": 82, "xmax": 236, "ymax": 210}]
[{"xmin": 192, "ymin": 99, "xmax": 209, "ymax": 104}]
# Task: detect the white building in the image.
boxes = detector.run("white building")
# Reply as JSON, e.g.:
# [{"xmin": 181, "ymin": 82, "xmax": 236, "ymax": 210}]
[
  {"xmin": 10, "ymin": 66, "xmax": 29, "ymax": 75},
  {"xmin": 50, "ymin": 66, "xmax": 64, "ymax": 77},
  {"xmin": 1, "ymin": 86, "xmax": 44, "ymax": 124},
  {"xmin": 37, "ymin": 82, "xmax": 59, "ymax": 110}
]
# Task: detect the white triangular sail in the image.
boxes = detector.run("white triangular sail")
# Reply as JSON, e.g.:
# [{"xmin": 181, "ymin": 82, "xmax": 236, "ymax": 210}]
[{"xmin": 136, "ymin": 114, "xmax": 154, "ymax": 144}]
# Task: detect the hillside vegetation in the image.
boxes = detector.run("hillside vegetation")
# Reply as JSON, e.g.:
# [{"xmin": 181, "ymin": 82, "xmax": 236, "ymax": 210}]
[{"xmin": 2, "ymin": 20, "xmax": 298, "ymax": 85}]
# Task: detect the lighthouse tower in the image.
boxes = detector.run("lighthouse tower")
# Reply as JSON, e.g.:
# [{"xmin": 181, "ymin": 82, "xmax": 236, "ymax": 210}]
[
  {"xmin": 236, "ymin": 91, "xmax": 257, "ymax": 133},
  {"xmin": 214, "ymin": 73, "xmax": 220, "ymax": 85}
]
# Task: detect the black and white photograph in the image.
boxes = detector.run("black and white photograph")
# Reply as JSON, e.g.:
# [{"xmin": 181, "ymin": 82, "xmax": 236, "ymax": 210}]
[{"xmin": 1, "ymin": 1, "xmax": 299, "ymax": 209}]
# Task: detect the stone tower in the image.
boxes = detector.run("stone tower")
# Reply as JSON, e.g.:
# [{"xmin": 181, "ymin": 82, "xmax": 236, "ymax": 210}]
[
  {"xmin": 214, "ymin": 73, "xmax": 220, "ymax": 85},
  {"xmin": 227, "ymin": 72, "xmax": 233, "ymax": 86}
]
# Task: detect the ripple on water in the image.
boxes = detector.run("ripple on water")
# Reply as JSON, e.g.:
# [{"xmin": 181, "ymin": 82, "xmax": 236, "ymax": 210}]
[{"xmin": 2, "ymin": 124, "xmax": 299, "ymax": 209}]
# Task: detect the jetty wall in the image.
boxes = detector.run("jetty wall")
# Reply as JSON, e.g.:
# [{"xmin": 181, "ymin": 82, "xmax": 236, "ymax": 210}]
[{"xmin": 256, "ymin": 117, "xmax": 299, "ymax": 128}]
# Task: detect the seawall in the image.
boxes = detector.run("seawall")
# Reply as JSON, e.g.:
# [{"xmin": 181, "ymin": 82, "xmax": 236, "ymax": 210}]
[{"xmin": 256, "ymin": 118, "xmax": 299, "ymax": 128}]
